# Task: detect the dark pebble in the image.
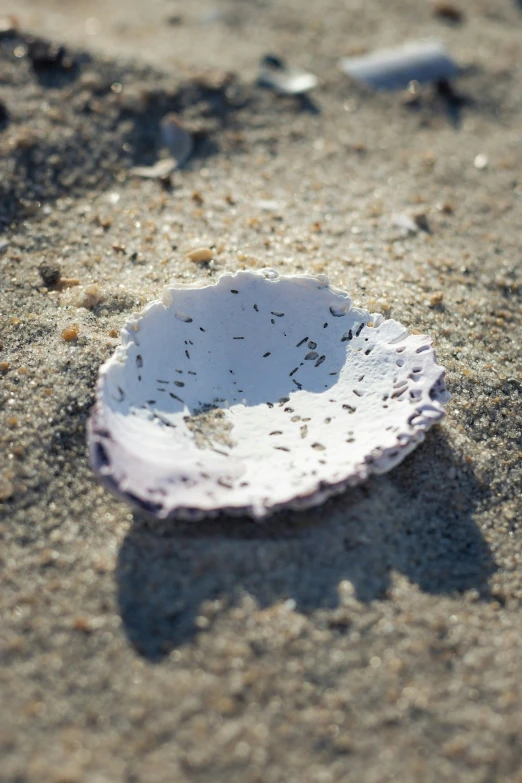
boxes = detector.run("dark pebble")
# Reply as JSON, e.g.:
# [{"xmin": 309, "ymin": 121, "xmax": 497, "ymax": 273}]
[
  {"xmin": 261, "ymin": 54, "xmax": 285, "ymax": 70},
  {"xmin": 433, "ymin": 2, "xmax": 465, "ymax": 23},
  {"xmin": 38, "ymin": 260, "xmax": 62, "ymax": 287},
  {"xmin": 27, "ymin": 37, "xmax": 73, "ymax": 72}
]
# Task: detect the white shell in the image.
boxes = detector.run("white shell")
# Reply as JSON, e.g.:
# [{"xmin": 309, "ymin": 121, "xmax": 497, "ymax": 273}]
[
  {"xmin": 129, "ymin": 158, "xmax": 177, "ymax": 179},
  {"xmin": 339, "ymin": 41, "xmax": 460, "ymax": 90},
  {"xmin": 88, "ymin": 269, "xmax": 449, "ymax": 520},
  {"xmin": 258, "ymin": 66, "xmax": 318, "ymax": 96}
]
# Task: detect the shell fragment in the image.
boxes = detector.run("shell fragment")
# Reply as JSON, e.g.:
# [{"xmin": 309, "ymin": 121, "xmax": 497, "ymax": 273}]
[
  {"xmin": 88, "ymin": 269, "xmax": 449, "ymax": 520},
  {"xmin": 258, "ymin": 55, "xmax": 318, "ymax": 96},
  {"xmin": 339, "ymin": 41, "xmax": 460, "ymax": 90}
]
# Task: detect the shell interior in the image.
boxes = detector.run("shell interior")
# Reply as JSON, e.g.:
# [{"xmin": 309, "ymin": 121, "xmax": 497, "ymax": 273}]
[{"xmin": 88, "ymin": 269, "xmax": 449, "ymax": 520}]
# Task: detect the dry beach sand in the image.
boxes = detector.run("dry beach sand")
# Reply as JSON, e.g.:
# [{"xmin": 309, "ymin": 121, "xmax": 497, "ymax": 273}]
[{"xmin": 1, "ymin": 0, "xmax": 522, "ymax": 781}]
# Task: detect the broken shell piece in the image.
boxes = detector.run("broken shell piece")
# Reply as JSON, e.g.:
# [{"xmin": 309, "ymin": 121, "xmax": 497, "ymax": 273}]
[
  {"xmin": 392, "ymin": 212, "xmax": 430, "ymax": 234},
  {"xmin": 160, "ymin": 113, "xmax": 194, "ymax": 168},
  {"xmin": 88, "ymin": 269, "xmax": 449, "ymax": 520},
  {"xmin": 258, "ymin": 54, "xmax": 318, "ymax": 96},
  {"xmin": 392, "ymin": 213, "xmax": 419, "ymax": 234},
  {"xmin": 339, "ymin": 41, "xmax": 460, "ymax": 90},
  {"xmin": 129, "ymin": 158, "xmax": 177, "ymax": 179}
]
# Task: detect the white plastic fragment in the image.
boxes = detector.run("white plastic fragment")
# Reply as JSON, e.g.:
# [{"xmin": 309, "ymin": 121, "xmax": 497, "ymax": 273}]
[
  {"xmin": 88, "ymin": 269, "xmax": 450, "ymax": 520},
  {"xmin": 339, "ymin": 41, "xmax": 460, "ymax": 90}
]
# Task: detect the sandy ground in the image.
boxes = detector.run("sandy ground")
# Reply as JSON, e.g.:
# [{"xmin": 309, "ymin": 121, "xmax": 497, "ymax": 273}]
[{"xmin": 1, "ymin": 0, "xmax": 522, "ymax": 781}]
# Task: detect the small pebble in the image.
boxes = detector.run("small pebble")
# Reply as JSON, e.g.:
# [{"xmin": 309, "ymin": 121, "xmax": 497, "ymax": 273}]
[
  {"xmin": 186, "ymin": 247, "xmax": 214, "ymax": 263},
  {"xmin": 58, "ymin": 277, "xmax": 80, "ymax": 290},
  {"xmin": 474, "ymin": 154, "xmax": 488, "ymax": 170},
  {"xmin": 38, "ymin": 260, "xmax": 62, "ymax": 287},
  {"xmin": 0, "ymin": 475, "xmax": 14, "ymax": 501},
  {"xmin": 432, "ymin": 2, "xmax": 464, "ymax": 23},
  {"xmin": 78, "ymin": 283, "xmax": 104, "ymax": 309},
  {"xmin": 109, "ymin": 328, "xmax": 119, "ymax": 338},
  {"xmin": 413, "ymin": 212, "xmax": 430, "ymax": 232},
  {"xmin": 62, "ymin": 324, "xmax": 79, "ymax": 342},
  {"xmin": 0, "ymin": 15, "xmax": 18, "ymax": 36},
  {"xmin": 0, "ymin": 361, "xmax": 9, "ymax": 372},
  {"xmin": 27, "ymin": 37, "xmax": 73, "ymax": 73},
  {"xmin": 72, "ymin": 617, "xmax": 93, "ymax": 633},
  {"xmin": 429, "ymin": 291, "xmax": 445, "ymax": 307}
]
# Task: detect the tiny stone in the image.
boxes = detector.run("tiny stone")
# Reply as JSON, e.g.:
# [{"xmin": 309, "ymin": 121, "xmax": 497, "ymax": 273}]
[
  {"xmin": 62, "ymin": 324, "xmax": 79, "ymax": 342},
  {"xmin": 38, "ymin": 260, "xmax": 62, "ymax": 287},
  {"xmin": 72, "ymin": 617, "xmax": 93, "ymax": 633},
  {"xmin": 78, "ymin": 283, "xmax": 104, "ymax": 309},
  {"xmin": 474, "ymin": 154, "xmax": 488, "ymax": 170},
  {"xmin": 0, "ymin": 475, "xmax": 14, "ymax": 500},
  {"xmin": 57, "ymin": 277, "xmax": 80, "ymax": 290},
  {"xmin": 0, "ymin": 15, "xmax": 18, "ymax": 36},
  {"xmin": 413, "ymin": 212, "xmax": 430, "ymax": 232},
  {"xmin": 0, "ymin": 361, "xmax": 9, "ymax": 372},
  {"xmin": 432, "ymin": 2, "xmax": 464, "ymax": 22},
  {"xmin": 109, "ymin": 328, "xmax": 118, "ymax": 338},
  {"xmin": 186, "ymin": 247, "xmax": 213, "ymax": 263},
  {"xmin": 429, "ymin": 291, "xmax": 444, "ymax": 307},
  {"xmin": 27, "ymin": 37, "xmax": 72, "ymax": 73}
]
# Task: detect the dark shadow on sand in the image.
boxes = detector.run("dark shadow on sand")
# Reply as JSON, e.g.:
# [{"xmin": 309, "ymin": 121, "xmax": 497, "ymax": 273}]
[{"xmin": 116, "ymin": 427, "xmax": 495, "ymax": 661}]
